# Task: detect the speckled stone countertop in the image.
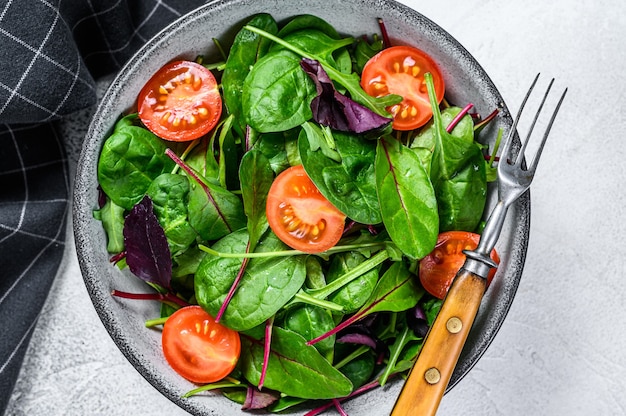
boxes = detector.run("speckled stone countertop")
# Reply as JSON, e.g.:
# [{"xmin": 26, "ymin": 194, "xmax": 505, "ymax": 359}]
[{"xmin": 6, "ymin": 1, "xmax": 626, "ymax": 415}]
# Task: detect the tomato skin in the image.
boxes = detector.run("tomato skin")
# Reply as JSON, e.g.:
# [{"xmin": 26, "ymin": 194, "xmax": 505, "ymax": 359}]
[
  {"xmin": 266, "ymin": 165, "xmax": 346, "ymax": 253},
  {"xmin": 162, "ymin": 306, "xmax": 240, "ymax": 384},
  {"xmin": 138, "ymin": 60, "xmax": 222, "ymax": 142},
  {"xmin": 419, "ymin": 231, "xmax": 500, "ymax": 299},
  {"xmin": 361, "ymin": 45, "xmax": 445, "ymax": 131}
]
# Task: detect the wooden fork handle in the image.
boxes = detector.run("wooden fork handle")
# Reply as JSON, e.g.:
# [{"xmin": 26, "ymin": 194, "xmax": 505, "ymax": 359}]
[{"xmin": 391, "ymin": 269, "xmax": 487, "ymax": 416}]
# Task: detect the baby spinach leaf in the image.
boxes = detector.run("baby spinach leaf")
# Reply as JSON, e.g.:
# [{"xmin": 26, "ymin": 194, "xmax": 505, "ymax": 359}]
[
  {"xmin": 123, "ymin": 195, "xmax": 172, "ymax": 289},
  {"xmin": 146, "ymin": 173, "xmax": 197, "ymax": 255},
  {"xmin": 240, "ymin": 327, "xmax": 353, "ymax": 399},
  {"xmin": 339, "ymin": 352, "xmax": 375, "ymax": 389},
  {"xmin": 277, "ymin": 14, "xmax": 342, "ymax": 39},
  {"xmin": 410, "ymin": 106, "xmax": 475, "ymax": 174},
  {"xmin": 243, "ymin": 25, "xmax": 401, "ymax": 119},
  {"xmin": 299, "ymin": 129, "xmax": 382, "ymax": 224},
  {"xmin": 300, "ymin": 58, "xmax": 391, "ymax": 133},
  {"xmin": 97, "ymin": 114, "xmax": 175, "ymax": 210},
  {"xmin": 304, "ymin": 255, "xmax": 326, "ymax": 290},
  {"xmin": 222, "ymin": 13, "xmax": 278, "ymax": 136},
  {"xmin": 272, "ymin": 29, "xmax": 354, "ymax": 71},
  {"xmin": 184, "ymin": 135, "xmax": 220, "ymax": 183},
  {"xmin": 242, "ymin": 49, "xmax": 316, "ymax": 132},
  {"xmin": 436, "ymin": 149, "xmax": 487, "ymax": 231},
  {"xmin": 277, "ymin": 16, "xmax": 353, "ymax": 74},
  {"xmin": 421, "ymin": 73, "xmax": 488, "ymax": 232},
  {"xmin": 252, "ymin": 130, "xmax": 293, "ymax": 174},
  {"xmin": 195, "ymin": 230, "xmax": 306, "ymax": 331},
  {"xmin": 238, "ymin": 148, "xmax": 272, "ymax": 251},
  {"xmin": 171, "ymin": 244, "xmax": 205, "ymax": 279},
  {"xmin": 284, "ymin": 304, "xmax": 336, "ymax": 359},
  {"xmin": 93, "ymin": 197, "xmax": 125, "ymax": 253},
  {"xmin": 326, "ymin": 251, "xmax": 379, "ymax": 313},
  {"xmin": 375, "ymin": 136, "xmax": 438, "ymax": 260},
  {"xmin": 353, "ymin": 34, "xmax": 383, "ymax": 73}
]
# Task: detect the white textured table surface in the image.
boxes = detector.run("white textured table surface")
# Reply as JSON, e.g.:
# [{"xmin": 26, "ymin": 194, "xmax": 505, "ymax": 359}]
[{"xmin": 6, "ymin": 1, "xmax": 625, "ymax": 415}]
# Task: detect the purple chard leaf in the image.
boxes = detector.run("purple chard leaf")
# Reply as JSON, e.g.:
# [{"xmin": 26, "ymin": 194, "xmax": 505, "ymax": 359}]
[
  {"xmin": 300, "ymin": 58, "xmax": 391, "ymax": 133},
  {"xmin": 123, "ymin": 195, "xmax": 172, "ymax": 289},
  {"xmin": 241, "ymin": 385, "xmax": 280, "ymax": 410}
]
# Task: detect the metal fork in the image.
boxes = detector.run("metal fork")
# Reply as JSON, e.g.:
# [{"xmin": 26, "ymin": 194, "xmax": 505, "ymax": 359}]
[{"xmin": 391, "ymin": 74, "xmax": 567, "ymax": 416}]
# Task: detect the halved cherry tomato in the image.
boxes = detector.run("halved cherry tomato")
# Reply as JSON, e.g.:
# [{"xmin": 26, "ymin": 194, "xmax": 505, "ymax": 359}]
[
  {"xmin": 266, "ymin": 165, "xmax": 346, "ymax": 253},
  {"xmin": 162, "ymin": 305, "xmax": 240, "ymax": 384},
  {"xmin": 360, "ymin": 45, "xmax": 445, "ymax": 131},
  {"xmin": 138, "ymin": 60, "xmax": 222, "ymax": 141},
  {"xmin": 419, "ymin": 231, "xmax": 500, "ymax": 299}
]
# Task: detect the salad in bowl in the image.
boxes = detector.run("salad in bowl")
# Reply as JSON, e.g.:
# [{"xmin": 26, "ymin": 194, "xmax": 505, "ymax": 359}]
[{"xmin": 73, "ymin": 1, "xmax": 528, "ymax": 415}]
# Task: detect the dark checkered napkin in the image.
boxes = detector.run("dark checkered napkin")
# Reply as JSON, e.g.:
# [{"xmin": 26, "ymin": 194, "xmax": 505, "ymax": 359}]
[{"xmin": 0, "ymin": 1, "xmax": 209, "ymax": 413}]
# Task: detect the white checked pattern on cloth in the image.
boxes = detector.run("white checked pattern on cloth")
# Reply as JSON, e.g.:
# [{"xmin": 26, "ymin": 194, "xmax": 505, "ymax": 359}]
[{"xmin": 0, "ymin": 1, "xmax": 210, "ymax": 413}]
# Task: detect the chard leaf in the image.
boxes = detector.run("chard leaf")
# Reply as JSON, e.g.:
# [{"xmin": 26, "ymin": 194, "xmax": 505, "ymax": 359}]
[
  {"xmin": 166, "ymin": 149, "xmax": 246, "ymax": 242},
  {"xmin": 307, "ymin": 261, "xmax": 423, "ymax": 346},
  {"xmin": 300, "ymin": 58, "xmax": 391, "ymax": 133},
  {"xmin": 359, "ymin": 260, "xmax": 424, "ymax": 315},
  {"xmin": 375, "ymin": 136, "xmax": 439, "ymax": 260},
  {"xmin": 242, "ymin": 386, "xmax": 280, "ymax": 410},
  {"xmin": 241, "ymin": 327, "xmax": 353, "ymax": 399},
  {"xmin": 239, "ymin": 148, "xmax": 272, "ymax": 251},
  {"xmin": 123, "ymin": 195, "xmax": 172, "ymax": 289}
]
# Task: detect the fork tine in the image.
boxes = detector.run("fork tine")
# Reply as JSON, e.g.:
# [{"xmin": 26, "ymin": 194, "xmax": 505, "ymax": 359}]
[
  {"xmin": 527, "ymin": 86, "xmax": 568, "ymax": 173},
  {"xmin": 516, "ymin": 77, "xmax": 554, "ymax": 166},
  {"xmin": 500, "ymin": 73, "xmax": 540, "ymax": 164}
]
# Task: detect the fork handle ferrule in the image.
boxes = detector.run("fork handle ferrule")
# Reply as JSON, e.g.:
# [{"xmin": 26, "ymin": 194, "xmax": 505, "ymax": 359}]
[{"xmin": 462, "ymin": 250, "xmax": 498, "ymax": 278}]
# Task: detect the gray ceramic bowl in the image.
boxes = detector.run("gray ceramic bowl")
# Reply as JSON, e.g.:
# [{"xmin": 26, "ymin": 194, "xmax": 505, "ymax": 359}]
[{"xmin": 73, "ymin": 0, "xmax": 528, "ymax": 414}]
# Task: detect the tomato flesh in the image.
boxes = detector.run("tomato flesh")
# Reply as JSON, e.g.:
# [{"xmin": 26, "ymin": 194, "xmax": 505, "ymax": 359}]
[
  {"xmin": 419, "ymin": 231, "xmax": 500, "ymax": 299},
  {"xmin": 162, "ymin": 306, "xmax": 240, "ymax": 384},
  {"xmin": 361, "ymin": 45, "xmax": 445, "ymax": 131},
  {"xmin": 138, "ymin": 60, "xmax": 222, "ymax": 141},
  {"xmin": 266, "ymin": 165, "xmax": 346, "ymax": 253}
]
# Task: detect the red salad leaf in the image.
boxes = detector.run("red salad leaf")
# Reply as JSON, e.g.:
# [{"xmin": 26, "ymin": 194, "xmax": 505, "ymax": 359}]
[
  {"xmin": 300, "ymin": 58, "xmax": 391, "ymax": 133},
  {"xmin": 123, "ymin": 195, "xmax": 172, "ymax": 289},
  {"xmin": 241, "ymin": 385, "xmax": 280, "ymax": 410}
]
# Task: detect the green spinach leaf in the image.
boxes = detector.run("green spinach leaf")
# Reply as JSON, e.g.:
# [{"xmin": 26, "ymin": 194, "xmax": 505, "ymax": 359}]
[
  {"xmin": 146, "ymin": 173, "xmax": 197, "ymax": 255},
  {"xmin": 240, "ymin": 327, "xmax": 353, "ymax": 399},
  {"xmin": 187, "ymin": 172, "xmax": 246, "ymax": 242},
  {"xmin": 222, "ymin": 13, "xmax": 278, "ymax": 136},
  {"xmin": 283, "ymin": 304, "xmax": 336, "ymax": 359},
  {"xmin": 238, "ymin": 148, "xmax": 272, "ymax": 251},
  {"xmin": 242, "ymin": 49, "xmax": 316, "ymax": 132},
  {"xmin": 93, "ymin": 197, "xmax": 125, "ymax": 253},
  {"xmin": 375, "ymin": 136, "xmax": 438, "ymax": 260},
  {"xmin": 97, "ymin": 114, "xmax": 175, "ymax": 210},
  {"xmin": 195, "ymin": 230, "xmax": 306, "ymax": 331},
  {"xmin": 299, "ymin": 128, "xmax": 382, "ymax": 224},
  {"xmin": 326, "ymin": 251, "xmax": 379, "ymax": 313}
]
